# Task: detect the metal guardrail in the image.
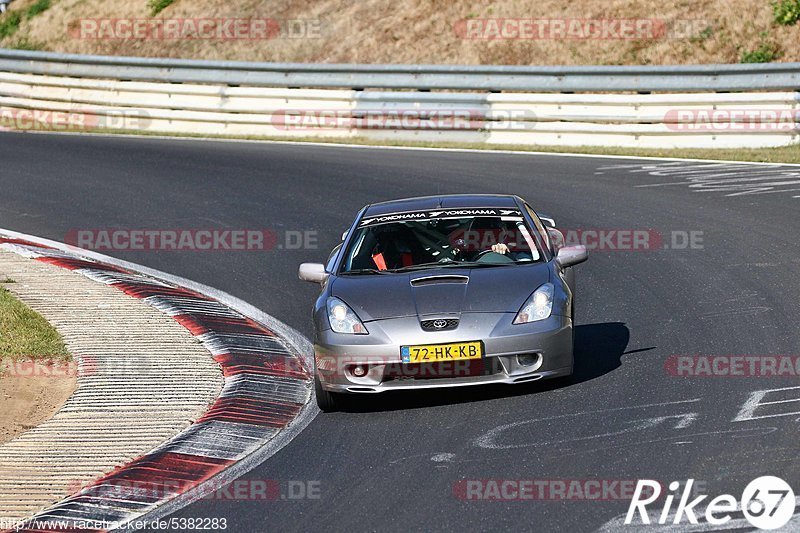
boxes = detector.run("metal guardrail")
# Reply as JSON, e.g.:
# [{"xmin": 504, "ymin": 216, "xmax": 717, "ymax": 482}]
[
  {"xmin": 2, "ymin": 49, "xmax": 800, "ymax": 92},
  {"xmin": 0, "ymin": 48, "xmax": 798, "ymax": 149}
]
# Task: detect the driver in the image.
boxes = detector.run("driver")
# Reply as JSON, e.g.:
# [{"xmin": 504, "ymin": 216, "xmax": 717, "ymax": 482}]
[
  {"xmin": 465, "ymin": 217, "xmax": 535, "ymax": 262},
  {"xmin": 491, "ymin": 243, "xmax": 511, "ymax": 255},
  {"xmin": 465, "ymin": 217, "xmax": 515, "ymax": 257}
]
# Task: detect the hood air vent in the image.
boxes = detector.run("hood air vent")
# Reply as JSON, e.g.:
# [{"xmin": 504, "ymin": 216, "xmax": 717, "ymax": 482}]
[{"xmin": 410, "ymin": 275, "xmax": 469, "ymax": 287}]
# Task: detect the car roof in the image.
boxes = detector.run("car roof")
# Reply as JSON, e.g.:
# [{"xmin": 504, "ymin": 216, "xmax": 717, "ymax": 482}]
[{"xmin": 363, "ymin": 194, "xmax": 522, "ymax": 217}]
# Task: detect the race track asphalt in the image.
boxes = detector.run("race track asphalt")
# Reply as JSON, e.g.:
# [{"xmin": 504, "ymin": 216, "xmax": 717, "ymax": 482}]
[{"xmin": 1, "ymin": 132, "xmax": 799, "ymax": 532}]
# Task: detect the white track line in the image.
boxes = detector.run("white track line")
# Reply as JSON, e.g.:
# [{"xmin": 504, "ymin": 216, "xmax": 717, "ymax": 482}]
[{"xmin": 6, "ymin": 129, "xmax": 800, "ymax": 168}]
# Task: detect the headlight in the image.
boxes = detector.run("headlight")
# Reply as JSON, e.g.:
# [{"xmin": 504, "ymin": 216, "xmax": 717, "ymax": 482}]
[
  {"xmin": 327, "ymin": 297, "xmax": 368, "ymax": 334},
  {"xmin": 513, "ymin": 283, "xmax": 554, "ymax": 324}
]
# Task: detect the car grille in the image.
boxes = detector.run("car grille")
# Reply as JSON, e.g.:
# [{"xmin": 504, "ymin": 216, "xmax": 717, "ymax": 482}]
[
  {"xmin": 384, "ymin": 358, "xmax": 503, "ymax": 381},
  {"xmin": 420, "ymin": 318, "xmax": 459, "ymax": 331}
]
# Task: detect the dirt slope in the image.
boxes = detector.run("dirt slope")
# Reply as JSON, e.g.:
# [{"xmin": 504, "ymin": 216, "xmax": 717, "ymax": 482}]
[{"xmin": 1, "ymin": 0, "xmax": 799, "ymax": 65}]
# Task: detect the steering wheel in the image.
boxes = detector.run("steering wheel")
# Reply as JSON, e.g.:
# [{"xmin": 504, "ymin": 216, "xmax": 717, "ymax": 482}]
[
  {"xmin": 473, "ymin": 249, "xmax": 496, "ymax": 261},
  {"xmin": 473, "ymin": 249, "xmax": 514, "ymax": 263}
]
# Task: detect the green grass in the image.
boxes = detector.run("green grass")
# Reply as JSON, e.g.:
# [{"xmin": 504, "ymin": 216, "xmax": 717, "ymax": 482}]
[
  {"xmin": 10, "ymin": 37, "xmax": 45, "ymax": 50},
  {"xmin": 772, "ymin": 0, "xmax": 800, "ymax": 25},
  {"xmin": 0, "ymin": 11, "xmax": 21, "ymax": 39},
  {"xmin": 25, "ymin": 0, "xmax": 51, "ymax": 20},
  {"xmin": 149, "ymin": 0, "xmax": 176, "ymax": 15},
  {"xmin": 0, "ymin": 0, "xmax": 50, "ymax": 42},
  {"xmin": 0, "ymin": 286, "xmax": 69, "ymax": 360},
  {"xmin": 691, "ymin": 26, "xmax": 714, "ymax": 43},
  {"xmin": 740, "ymin": 42, "xmax": 780, "ymax": 63}
]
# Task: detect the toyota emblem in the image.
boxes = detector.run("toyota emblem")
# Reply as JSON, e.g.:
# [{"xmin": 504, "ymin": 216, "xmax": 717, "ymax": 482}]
[{"xmin": 433, "ymin": 319, "xmax": 448, "ymax": 329}]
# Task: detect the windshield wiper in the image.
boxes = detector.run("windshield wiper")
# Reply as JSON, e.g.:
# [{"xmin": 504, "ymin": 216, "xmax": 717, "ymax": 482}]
[
  {"xmin": 345, "ymin": 260, "xmax": 523, "ymax": 275},
  {"xmin": 390, "ymin": 260, "xmax": 522, "ymax": 273},
  {"xmin": 389, "ymin": 260, "xmax": 472, "ymax": 273},
  {"xmin": 389, "ymin": 261, "xmax": 461, "ymax": 272},
  {"xmin": 340, "ymin": 268, "xmax": 390, "ymax": 275},
  {"xmin": 458, "ymin": 261, "xmax": 518, "ymax": 268}
]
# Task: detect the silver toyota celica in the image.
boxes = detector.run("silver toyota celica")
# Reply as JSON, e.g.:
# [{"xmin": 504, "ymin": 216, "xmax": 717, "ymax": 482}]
[{"xmin": 298, "ymin": 194, "xmax": 588, "ymax": 411}]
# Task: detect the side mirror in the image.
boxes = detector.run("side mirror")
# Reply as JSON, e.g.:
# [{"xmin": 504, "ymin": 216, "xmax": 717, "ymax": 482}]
[
  {"xmin": 298, "ymin": 263, "xmax": 328, "ymax": 283},
  {"xmin": 556, "ymin": 245, "xmax": 588, "ymax": 268}
]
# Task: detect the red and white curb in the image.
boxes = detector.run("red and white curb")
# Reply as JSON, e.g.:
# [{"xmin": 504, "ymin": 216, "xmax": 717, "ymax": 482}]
[{"xmin": 0, "ymin": 229, "xmax": 317, "ymax": 532}]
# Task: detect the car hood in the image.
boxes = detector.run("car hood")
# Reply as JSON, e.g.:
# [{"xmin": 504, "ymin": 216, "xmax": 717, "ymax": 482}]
[{"xmin": 331, "ymin": 264, "xmax": 551, "ymax": 321}]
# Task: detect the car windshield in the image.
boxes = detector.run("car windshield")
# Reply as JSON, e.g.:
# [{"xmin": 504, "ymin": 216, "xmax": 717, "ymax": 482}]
[{"xmin": 339, "ymin": 211, "xmax": 542, "ymax": 274}]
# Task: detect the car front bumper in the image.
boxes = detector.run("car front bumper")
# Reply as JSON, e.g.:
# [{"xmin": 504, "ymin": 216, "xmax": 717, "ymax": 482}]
[{"xmin": 314, "ymin": 313, "xmax": 573, "ymax": 393}]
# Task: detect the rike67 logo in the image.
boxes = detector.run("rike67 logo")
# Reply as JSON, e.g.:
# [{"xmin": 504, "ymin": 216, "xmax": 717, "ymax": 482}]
[{"xmin": 626, "ymin": 477, "xmax": 796, "ymax": 530}]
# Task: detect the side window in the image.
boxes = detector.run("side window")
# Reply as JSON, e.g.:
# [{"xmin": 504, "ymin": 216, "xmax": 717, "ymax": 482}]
[
  {"xmin": 524, "ymin": 204, "xmax": 553, "ymax": 255},
  {"xmin": 326, "ymin": 243, "xmax": 343, "ymax": 272}
]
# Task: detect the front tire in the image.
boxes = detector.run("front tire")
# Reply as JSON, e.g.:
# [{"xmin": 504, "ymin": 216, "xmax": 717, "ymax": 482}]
[{"xmin": 315, "ymin": 372, "xmax": 340, "ymax": 412}]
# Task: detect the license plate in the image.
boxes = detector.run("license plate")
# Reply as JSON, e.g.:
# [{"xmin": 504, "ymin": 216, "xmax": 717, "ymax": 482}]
[{"xmin": 401, "ymin": 341, "xmax": 483, "ymax": 363}]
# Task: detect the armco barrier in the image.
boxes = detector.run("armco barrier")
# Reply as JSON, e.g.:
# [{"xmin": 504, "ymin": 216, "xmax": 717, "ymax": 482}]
[
  {"xmin": 0, "ymin": 48, "xmax": 799, "ymax": 148},
  {"xmin": 2, "ymin": 49, "xmax": 800, "ymax": 91}
]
